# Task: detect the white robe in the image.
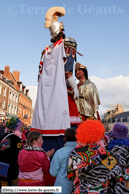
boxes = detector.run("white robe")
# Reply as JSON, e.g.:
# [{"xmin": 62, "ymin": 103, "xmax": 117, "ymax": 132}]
[{"xmin": 32, "ymin": 41, "xmax": 70, "ymax": 136}]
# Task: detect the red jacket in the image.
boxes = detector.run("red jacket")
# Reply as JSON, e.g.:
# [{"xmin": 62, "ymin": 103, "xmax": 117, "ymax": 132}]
[
  {"xmin": 18, "ymin": 148, "xmax": 50, "ymax": 173},
  {"xmin": 18, "ymin": 148, "xmax": 50, "ymax": 187}
]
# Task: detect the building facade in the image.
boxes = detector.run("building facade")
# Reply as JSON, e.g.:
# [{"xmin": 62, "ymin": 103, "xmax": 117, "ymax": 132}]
[
  {"xmin": 0, "ymin": 70, "xmax": 20, "ymax": 121},
  {"xmin": 17, "ymin": 81, "xmax": 32, "ymax": 127},
  {"xmin": 0, "ymin": 66, "xmax": 32, "ymax": 127},
  {"xmin": 0, "ymin": 70, "xmax": 8, "ymax": 121},
  {"xmin": 7, "ymin": 82, "xmax": 19, "ymax": 119},
  {"xmin": 102, "ymin": 104, "xmax": 129, "ymax": 132}
]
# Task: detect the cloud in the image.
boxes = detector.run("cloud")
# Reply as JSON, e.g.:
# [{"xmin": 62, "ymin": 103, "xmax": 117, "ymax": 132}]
[
  {"xmin": 90, "ymin": 75, "xmax": 129, "ymax": 115},
  {"xmin": 27, "ymin": 75, "xmax": 129, "ymax": 116},
  {"xmin": 27, "ymin": 86, "xmax": 37, "ymax": 109}
]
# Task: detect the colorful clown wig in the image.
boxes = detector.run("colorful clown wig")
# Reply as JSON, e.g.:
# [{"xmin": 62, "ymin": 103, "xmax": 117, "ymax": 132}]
[{"xmin": 76, "ymin": 120, "xmax": 105, "ymax": 145}]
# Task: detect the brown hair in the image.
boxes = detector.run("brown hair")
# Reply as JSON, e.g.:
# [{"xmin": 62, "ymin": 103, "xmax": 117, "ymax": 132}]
[
  {"xmin": 64, "ymin": 128, "xmax": 76, "ymax": 143},
  {"xmin": 27, "ymin": 131, "xmax": 42, "ymax": 146},
  {"xmin": 75, "ymin": 68, "xmax": 88, "ymax": 80}
]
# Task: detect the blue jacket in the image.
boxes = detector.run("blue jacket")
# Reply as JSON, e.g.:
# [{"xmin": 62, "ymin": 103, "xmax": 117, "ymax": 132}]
[{"xmin": 50, "ymin": 141, "xmax": 77, "ymax": 194}]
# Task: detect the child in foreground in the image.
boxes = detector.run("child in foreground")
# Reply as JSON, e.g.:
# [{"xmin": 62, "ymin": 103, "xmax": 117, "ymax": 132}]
[
  {"xmin": 50, "ymin": 128, "xmax": 77, "ymax": 194},
  {"xmin": 18, "ymin": 131, "xmax": 54, "ymax": 187}
]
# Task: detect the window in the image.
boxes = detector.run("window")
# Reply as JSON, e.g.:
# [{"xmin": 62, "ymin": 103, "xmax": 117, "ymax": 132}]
[
  {"xmin": 115, "ymin": 118, "xmax": 117, "ymax": 123},
  {"xmin": 13, "ymin": 94, "xmax": 15, "ymax": 102},
  {"xmin": 12, "ymin": 106, "xmax": 14, "ymax": 114},
  {"xmin": 120, "ymin": 118, "xmax": 123, "ymax": 122},
  {"xmin": 9, "ymin": 91, "xmax": 12, "ymax": 100},
  {"xmin": 16, "ymin": 95, "xmax": 18, "ymax": 103},
  {"xmin": 3, "ymin": 87, "xmax": 6, "ymax": 96},
  {"xmin": 8, "ymin": 105, "xmax": 11, "ymax": 113},
  {"xmin": 18, "ymin": 107, "xmax": 21, "ymax": 114},
  {"xmin": 14, "ymin": 107, "xmax": 17, "ymax": 114},
  {"xmin": 2, "ymin": 101, "xmax": 5, "ymax": 110}
]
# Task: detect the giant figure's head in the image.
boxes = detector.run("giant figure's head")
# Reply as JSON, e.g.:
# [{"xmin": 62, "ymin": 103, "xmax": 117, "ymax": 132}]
[{"xmin": 44, "ymin": 7, "xmax": 65, "ymax": 42}]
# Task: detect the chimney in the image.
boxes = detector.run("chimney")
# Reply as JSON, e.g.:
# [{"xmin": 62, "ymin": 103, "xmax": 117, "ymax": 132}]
[
  {"xmin": 13, "ymin": 71, "xmax": 20, "ymax": 82},
  {"xmin": 22, "ymin": 85, "xmax": 26, "ymax": 93},
  {"xmin": 26, "ymin": 89, "xmax": 29, "ymax": 96},
  {"xmin": 4, "ymin": 66, "xmax": 10, "ymax": 76}
]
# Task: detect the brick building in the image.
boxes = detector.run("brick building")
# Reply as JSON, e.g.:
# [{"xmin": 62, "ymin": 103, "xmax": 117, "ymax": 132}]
[
  {"xmin": 0, "ymin": 66, "xmax": 32, "ymax": 127},
  {"xmin": 0, "ymin": 70, "xmax": 8, "ymax": 121},
  {"xmin": 0, "ymin": 69, "xmax": 19, "ymax": 121},
  {"xmin": 17, "ymin": 81, "xmax": 32, "ymax": 127}
]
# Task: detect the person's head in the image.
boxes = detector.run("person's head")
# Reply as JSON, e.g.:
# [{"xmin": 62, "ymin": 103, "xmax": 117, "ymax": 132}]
[
  {"xmin": 64, "ymin": 128, "xmax": 76, "ymax": 143},
  {"xmin": 50, "ymin": 29, "xmax": 65, "ymax": 43},
  {"xmin": 76, "ymin": 120, "xmax": 105, "ymax": 145},
  {"xmin": 5, "ymin": 117, "xmax": 22, "ymax": 132},
  {"xmin": 44, "ymin": 7, "xmax": 65, "ymax": 43},
  {"xmin": 27, "ymin": 131, "xmax": 43, "ymax": 148},
  {"xmin": 75, "ymin": 62, "xmax": 88, "ymax": 80},
  {"xmin": 107, "ymin": 123, "xmax": 129, "ymax": 140},
  {"xmin": 4, "ymin": 127, "xmax": 11, "ymax": 133}
]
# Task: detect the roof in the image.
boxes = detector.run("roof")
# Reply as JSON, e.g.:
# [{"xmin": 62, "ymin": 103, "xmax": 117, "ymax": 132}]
[
  {"xmin": 113, "ymin": 111, "xmax": 129, "ymax": 119},
  {"xmin": 110, "ymin": 111, "xmax": 129, "ymax": 122}
]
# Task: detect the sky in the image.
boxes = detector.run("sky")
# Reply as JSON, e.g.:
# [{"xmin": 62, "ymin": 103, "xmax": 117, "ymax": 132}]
[{"xmin": 0, "ymin": 0, "xmax": 129, "ymax": 116}]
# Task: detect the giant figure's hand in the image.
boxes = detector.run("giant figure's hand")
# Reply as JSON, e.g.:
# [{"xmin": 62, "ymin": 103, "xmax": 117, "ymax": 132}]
[
  {"xmin": 67, "ymin": 76, "xmax": 79, "ymax": 99},
  {"xmin": 73, "ymin": 86, "xmax": 79, "ymax": 99}
]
